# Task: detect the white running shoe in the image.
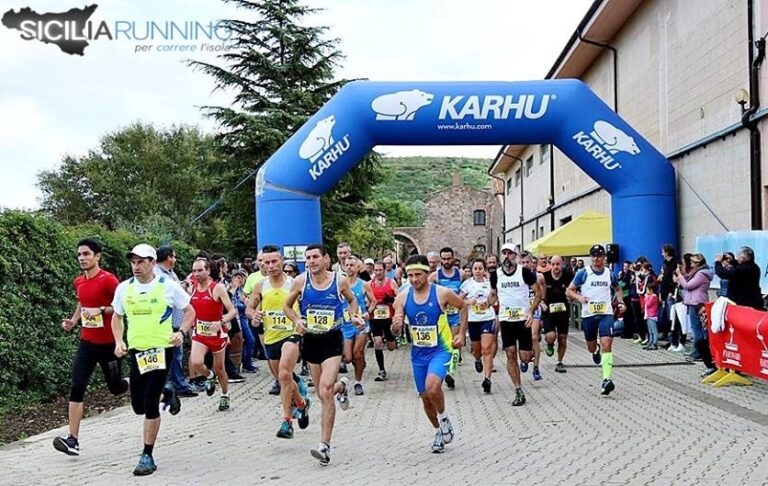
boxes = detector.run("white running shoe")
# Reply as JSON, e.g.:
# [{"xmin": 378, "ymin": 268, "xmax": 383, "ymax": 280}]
[{"xmin": 336, "ymin": 377, "xmax": 350, "ymax": 411}]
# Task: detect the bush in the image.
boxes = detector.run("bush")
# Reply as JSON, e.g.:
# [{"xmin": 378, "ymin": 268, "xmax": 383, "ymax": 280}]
[{"xmin": 0, "ymin": 210, "xmax": 196, "ymax": 413}]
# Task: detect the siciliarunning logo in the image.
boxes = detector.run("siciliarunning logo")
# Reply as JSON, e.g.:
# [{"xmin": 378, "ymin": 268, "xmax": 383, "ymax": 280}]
[{"xmin": 1, "ymin": 4, "xmax": 235, "ymax": 56}]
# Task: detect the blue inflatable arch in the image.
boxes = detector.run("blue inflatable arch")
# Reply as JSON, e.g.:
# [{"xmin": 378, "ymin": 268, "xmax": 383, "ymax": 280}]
[{"xmin": 256, "ymin": 79, "xmax": 676, "ymax": 263}]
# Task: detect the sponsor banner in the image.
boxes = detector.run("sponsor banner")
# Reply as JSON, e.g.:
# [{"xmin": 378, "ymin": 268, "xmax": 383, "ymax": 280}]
[
  {"xmin": 297, "ymin": 114, "xmax": 351, "ymax": 181},
  {"xmin": 572, "ymin": 120, "xmax": 641, "ymax": 171},
  {"xmin": 706, "ymin": 301, "xmax": 768, "ymax": 380}
]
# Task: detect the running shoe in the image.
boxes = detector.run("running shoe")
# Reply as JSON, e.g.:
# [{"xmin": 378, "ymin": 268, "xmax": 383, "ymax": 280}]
[
  {"xmin": 160, "ymin": 386, "xmax": 181, "ymax": 415},
  {"xmin": 545, "ymin": 343, "xmax": 555, "ymax": 357},
  {"xmin": 512, "ymin": 388, "xmax": 526, "ymax": 406},
  {"xmin": 474, "ymin": 359, "xmax": 483, "ymax": 373},
  {"xmin": 633, "ymin": 337, "xmax": 643, "ymax": 344},
  {"xmin": 242, "ymin": 366, "xmax": 258, "ymax": 374},
  {"xmin": 444, "ymin": 374, "xmax": 455, "ymax": 389},
  {"xmin": 52, "ymin": 435, "xmax": 79, "ymax": 456},
  {"xmin": 300, "ymin": 364, "xmax": 310, "ymax": 376},
  {"xmin": 311, "ymin": 444, "xmax": 331, "ymax": 465},
  {"xmin": 440, "ymin": 416, "xmax": 454, "ymax": 443},
  {"xmin": 218, "ymin": 395, "xmax": 230, "ymax": 411},
  {"xmin": 354, "ymin": 383, "xmax": 364, "ymax": 396},
  {"xmin": 133, "ymin": 453, "xmax": 157, "ymax": 476},
  {"xmin": 592, "ymin": 348, "xmax": 601, "ymax": 365},
  {"xmin": 481, "ymin": 378, "xmax": 491, "ymax": 394},
  {"xmin": 296, "ymin": 397, "xmax": 311, "ymax": 430},
  {"xmin": 306, "ymin": 376, "xmax": 315, "ymax": 388},
  {"xmin": 336, "ymin": 377, "xmax": 350, "ymax": 410},
  {"xmin": 177, "ymin": 389, "xmax": 198, "ymax": 398},
  {"xmin": 700, "ymin": 368, "xmax": 717, "ymax": 379},
  {"xmin": 640, "ymin": 338, "xmax": 649, "ymax": 346},
  {"xmin": 555, "ymin": 362, "xmax": 567, "ymax": 373},
  {"xmin": 205, "ymin": 375, "xmax": 216, "ymax": 396},
  {"xmin": 276, "ymin": 420, "xmax": 294, "ymax": 439},
  {"xmin": 339, "ymin": 363, "xmax": 348, "ymax": 374},
  {"xmin": 600, "ymin": 379, "xmax": 615, "ymax": 396},
  {"xmin": 374, "ymin": 370, "xmax": 388, "ymax": 382},
  {"xmin": 229, "ymin": 375, "xmax": 246, "ymax": 384},
  {"xmin": 532, "ymin": 367, "xmax": 542, "ymax": 381},
  {"xmin": 269, "ymin": 380, "xmax": 281, "ymax": 395},
  {"xmin": 519, "ymin": 361, "xmax": 529, "ymax": 373},
  {"xmin": 431, "ymin": 431, "xmax": 446, "ymax": 453}
]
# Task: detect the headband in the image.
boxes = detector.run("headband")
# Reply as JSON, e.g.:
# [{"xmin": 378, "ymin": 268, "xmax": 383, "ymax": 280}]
[{"xmin": 405, "ymin": 263, "xmax": 431, "ymax": 272}]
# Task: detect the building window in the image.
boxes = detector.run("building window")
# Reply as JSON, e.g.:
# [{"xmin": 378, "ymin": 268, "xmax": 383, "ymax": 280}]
[
  {"xmin": 506, "ymin": 178, "xmax": 512, "ymax": 194},
  {"xmin": 539, "ymin": 225, "xmax": 544, "ymax": 237},
  {"xmin": 473, "ymin": 209, "xmax": 486, "ymax": 226},
  {"xmin": 532, "ymin": 229, "xmax": 536, "ymax": 240},
  {"xmin": 540, "ymin": 144, "xmax": 550, "ymax": 165},
  {"xmin": 525, "ymin": 155, "xmax": 534, "ymax": 176},
  {"xmin": 514, "ymin": 168, "xmax": 521, "ymax": 187},
  {"xmin": 560, "ymin": 215, "xmax": 572, "ymax": 226}
]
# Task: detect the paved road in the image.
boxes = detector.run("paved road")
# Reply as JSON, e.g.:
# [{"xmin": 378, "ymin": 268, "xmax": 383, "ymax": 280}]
[{"xmin": 2, "ymin": 334, "xmax": 767, "ymax": 486}]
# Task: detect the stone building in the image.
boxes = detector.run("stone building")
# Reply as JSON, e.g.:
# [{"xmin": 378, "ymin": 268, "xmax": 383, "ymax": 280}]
[
  {"xmin": 394, "ymin": 173, "xmax": 504, "ymax": 263},
  {"xmin": 491, "ymin": 0, "xmax": 768, "ymax": 255}
]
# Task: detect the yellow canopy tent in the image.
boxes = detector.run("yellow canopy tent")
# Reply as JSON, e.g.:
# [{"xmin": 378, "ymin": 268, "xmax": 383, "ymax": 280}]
[{"xmin": 526, "ymin": 211, "xmax": 611, "ymax": 256}]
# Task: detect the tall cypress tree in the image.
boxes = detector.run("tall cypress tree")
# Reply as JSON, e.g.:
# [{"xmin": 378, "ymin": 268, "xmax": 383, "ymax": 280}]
[{"xmin": 190, "ymin": 0, "xmax": 382, "ymax": 256}]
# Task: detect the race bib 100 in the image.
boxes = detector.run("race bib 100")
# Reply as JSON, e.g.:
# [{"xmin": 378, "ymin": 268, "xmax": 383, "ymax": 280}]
[{"xmin": 196, "ymin": 320, "xmax": 219, "ymax": 336}]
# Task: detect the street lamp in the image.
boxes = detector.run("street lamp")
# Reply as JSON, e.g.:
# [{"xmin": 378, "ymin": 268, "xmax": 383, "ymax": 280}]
[{"xmin": 736, "ymin": 88, "xmax": 750, "ymax": 113}]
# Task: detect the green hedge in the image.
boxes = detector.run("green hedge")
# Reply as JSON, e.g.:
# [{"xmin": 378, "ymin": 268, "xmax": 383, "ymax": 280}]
[{"xmin": 0, "ymin": 210, "xmax": 196, "ymax": 413}]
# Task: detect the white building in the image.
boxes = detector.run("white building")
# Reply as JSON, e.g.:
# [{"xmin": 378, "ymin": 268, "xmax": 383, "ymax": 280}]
[{"xmin": 490, "ymin": 0, "xmax": 768, "ymax": 257}]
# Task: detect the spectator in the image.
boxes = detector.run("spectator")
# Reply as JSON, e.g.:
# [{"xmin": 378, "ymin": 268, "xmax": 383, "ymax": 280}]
[
  {"xmin": 716, "ymin": 252, "xmax": 735, "ymax": 298},
  {"xmin": 231, "ymin": 269, "xmax": 257, "ymax": 373},
  {"xmin": 576, "ymin": 259, "xmax": 585, "ymax": 270},
  {"xmin": 643, "ymin": 282, "xmax": 660, "ymax": 350},
  {"xmin": 714, "ymin": 246, "xmax": 764, "ymax": 310},
  {"xmin": 282, "ymin": 262, "xmax": 299, "ymax": 277},
  {"xmin": 658, "ymin": 244, "xmax": 680, "ymax": 341},
  {"xmin": 675, "ymin": 253, "xmax": 713, "ymax": 361},
  {"xmin": 618, "ymin": 261, "xmax": 635, "ymax": 338}
]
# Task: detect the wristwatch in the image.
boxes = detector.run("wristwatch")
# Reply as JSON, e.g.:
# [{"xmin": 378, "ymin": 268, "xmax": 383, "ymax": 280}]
[{"xmin": 99, "ymin": 306, "xmax": 106, "ymax": 314}]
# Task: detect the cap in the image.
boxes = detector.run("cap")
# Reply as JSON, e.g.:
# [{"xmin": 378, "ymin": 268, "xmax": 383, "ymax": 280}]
[
  {"xmin": 364, "ymin": 258, "xmax": 375, "ymax": 265},
  {"xmin": 589, "ymin": 244, "xmax": 606, "ymax": 256},
  {"xmin": 501, "ymin": 243, "xmax": 518, "ymax": 253},
  {"xmin": 126, "ymin": 243, "xmax": 157, "ymax": 260},
  {"xmin": 233, "ymin": 269, "xmax": 248, "ymax": 279}
]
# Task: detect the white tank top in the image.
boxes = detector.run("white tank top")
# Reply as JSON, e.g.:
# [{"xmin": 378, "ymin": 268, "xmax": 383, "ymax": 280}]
[
  {"xmin": 460, "ymin": 277, "xmax": 496, "ymax": 322},
  {"xmin": 496, "ymin": 266, "xmax": 530, "ymax": 322},
  {"xmin": 580, "ymin": 266, "xmax": 613, "ymax": 318}
]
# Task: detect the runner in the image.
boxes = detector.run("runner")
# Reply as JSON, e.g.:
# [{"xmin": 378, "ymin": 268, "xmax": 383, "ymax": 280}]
[
  {"xmin": 187, "ymin": 258, "xmax": 238, "ymax": 411},
  {"xmin": 392, "ymin": 255, "xmax": 466, "ymax": 453},
  {"xmin": 427, "ymin": 251, "xmax": 440, "ymax": 273},
  {"xmin": 566, "ymin": 244, "xmax": 625, "ymax": 396},
  {"xmin": 283, "ymin": 244, "xmax": 365, "ymax": 465},
  {"xmin": 248, "ymin": 245, "xmax": 310, "ymax": 439},
  {"xmin": 368, "ymin": 260, "xmax": 399, "ymax": 381},
  {"xmin": 343, "ymin": 254, "xmax": 375, "ymax": 395},
  {"xmin": 486, "ymin": 254, "xmax": 501, "ymax": 370},
  {"xmin": 111, "ymin": 244, "xmax": 194, "ymax": 476},
  {"xmin": 542, "ymin": 255, "xmax": 573, "ymax": 373},
  {"xmin": 496, "ymin": 244, "xmax": 540, "ymax": 406},
  {"xmin": 53, "ymin": 239, "xmax": 129, "ymax": 457},
  {"xmin": 428, "ymin": 246, "xmax": 466, "ymax": 389},
  {"xmin": 383, "ymin": 255, "xmax": 400, "ymax": 285},
  {"xmin": 459, "ymin": 258, "xmax": 497, "ymax": 393},
  {"xmin": 522, "ymin": 253, "xmax": 546, "ymax": 381}
]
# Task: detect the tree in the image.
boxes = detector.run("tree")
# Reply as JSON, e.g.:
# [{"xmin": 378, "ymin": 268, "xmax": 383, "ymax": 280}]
[
  {"xmin": 333, "ymin": 216, "xmax": 394, "ymax": 259},
  {"xmin": 189, "ymin": 0, "xmax": 383, "ymax": 256},
  {"xmin": 37, "ymin": 123, "xmax": 220, "ymax": 245},
  {"xmin": 370, "ymin": 197, "xmax": 419, "ymax": 227}
]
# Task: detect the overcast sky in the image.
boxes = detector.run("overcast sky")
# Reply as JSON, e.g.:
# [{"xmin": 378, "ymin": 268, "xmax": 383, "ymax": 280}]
[{"xmin": 0, "ymin": 0, "xmax": 593, "ymax": 209}]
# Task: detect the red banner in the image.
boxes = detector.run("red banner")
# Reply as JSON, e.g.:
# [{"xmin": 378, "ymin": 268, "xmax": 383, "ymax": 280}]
[{"xmin": 706, "ymin": 302, "xmax": 768, "ymax": 380}]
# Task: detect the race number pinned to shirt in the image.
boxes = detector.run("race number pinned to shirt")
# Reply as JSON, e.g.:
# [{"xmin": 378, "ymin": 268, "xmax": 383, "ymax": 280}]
[
  {"xmin": 444, "ymin": 305, "xmax": 459, "ymax": 316},
  {"xmin": 501, "ymin": 306, "xmax": 525, "ymax": 320},
  {"xmin": 373, "ymin": 305, "xmax": 391, "ymax": 320},
  {"xmin": 136, "ymin": 348, "xmax": 166, "ymax": 374},
  {"xmin": 196, "ymin": 320, "xmax": 219, "ymax": 336},
  {"xmin": 343, "ymin": 308, "xmax": 352, "ymax": 322},
  {"xmin": 265, "ymin": 311, "xmax": 293, "ymax": 331},
  {"xmin": 81, "ymin": 308, "xmax": 103, "ymax": 328},
  {"xmin": 588, "ymin": 302, "xmax": 610, "ymax": 314},
  {"xmin": 410, "ymin": 325, "xmax": 437, "ymax": 347},
  {"xmin": 306, "ymin": 308, "xmax": 335, "ymax": 333},
  {"xmin": 549, "ymin": 302, "xmax": 567, "ymax": 313}
]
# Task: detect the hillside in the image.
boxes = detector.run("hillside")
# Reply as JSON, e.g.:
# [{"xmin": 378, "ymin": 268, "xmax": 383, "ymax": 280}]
[{"xmin": 372, "ymin": 156, "xmax": 492, "ymax": 224}]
